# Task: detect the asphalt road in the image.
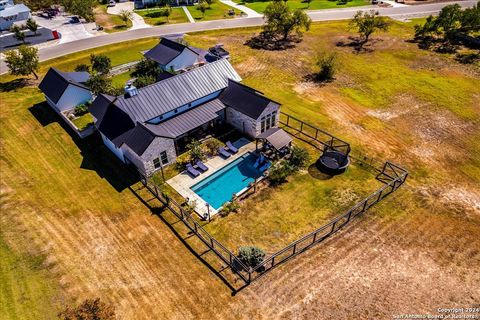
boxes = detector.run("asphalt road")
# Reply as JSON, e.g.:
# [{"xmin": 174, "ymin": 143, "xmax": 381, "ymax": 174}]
[{"xmin": 0, "ymin": 0, "xmax": 476, "ymax": 74}]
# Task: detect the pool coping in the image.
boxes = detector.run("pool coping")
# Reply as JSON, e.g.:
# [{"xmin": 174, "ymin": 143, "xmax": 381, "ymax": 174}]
[{"xmin": 166, "ymin": 138, "xmax": 257, "ymax": 218}]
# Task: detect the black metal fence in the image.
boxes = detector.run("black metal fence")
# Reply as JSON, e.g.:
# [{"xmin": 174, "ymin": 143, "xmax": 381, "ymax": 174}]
[{"xmin": 138, "ymin": 113, "xmax": 408, "ymax": 286}]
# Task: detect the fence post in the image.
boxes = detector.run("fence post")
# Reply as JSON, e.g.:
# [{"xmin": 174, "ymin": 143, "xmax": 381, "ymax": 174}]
[
  {"xmin": 377, "ymin": 189, "xmax": 383, "ymax": 201},
  {"xmin": 313, "ymin": 232, "xmax": 317, "ymax": 243},
  {"xmin": 331, "ymin": 221, "xmax": 336, "ymax": 233},
  {"xmin": 293, "ymin": 243, "xmax": 297, "ymax": 254},
  {"xmin": 300, "ymin": 122, "xmax": 304, "ymax": 132}
]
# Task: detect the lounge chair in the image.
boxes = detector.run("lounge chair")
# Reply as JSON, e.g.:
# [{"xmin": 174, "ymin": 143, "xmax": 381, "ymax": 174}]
[
  {"xmin": 186, "ymin": 163, "xmax": 200, "ymax": 177},
  {"xmin": 253, "ymin": 157, "xmax": 261, "ymax": 169},
  {"xmin": 259, "ymin": 161, "xmax": 271, "ymax": 172},
  {"xmin": 226, "ymin": 141, "xmax": 238, "ymax": 153},
  {"xmin": 195, "ymin": 160, "xmax": 208, "ymax": 172},
  {"xmin": 218, "ymin": 147, "xmax": 231, "ymax": 158}
]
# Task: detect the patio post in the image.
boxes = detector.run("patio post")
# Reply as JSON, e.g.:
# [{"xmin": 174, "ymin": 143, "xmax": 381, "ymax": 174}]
[
  {"xmin": 206, "ymin": 203, "xmax": 211, "ymax": 222},
  {"xmin": 160, "ymin": 164, "xmax": 165, "ymax": 183}
]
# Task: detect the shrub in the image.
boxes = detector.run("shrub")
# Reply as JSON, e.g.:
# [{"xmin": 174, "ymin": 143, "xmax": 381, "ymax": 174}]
[
  {"xmin": 315, "ymin": 53, "xmax": 337, "ymax": 82},
  {"xmin": 133, "ymin": 75, "xmax": 156, "ymax": 88},
  {"xmin": 58, "ymin": 298, "xmax": 115, "ymax": 320},
  {"xmin": 175, "ymin": 153, "xmax": 190, "ymax": 171},
  {"xmin": 219, "ymin": 199, "xmax": 240, "ymax": 216},
  {"xmin": 268, "ymin": 161, "xmax": 294, "ymax": 185},
  {"xmin": 205, "ymin": 138, "xmax": 223, "ymax": 156},
  {"xmin": 288, "ymin": 146, "xmax": 310, "ymax": 170},
  {"xmin": 186, "ymin": 139, "xmax": 205, "ymax": 161},
  {"xmin": 74, "ymin": 104, "xmax": 88, "ymax": 116},
  {"xmin": 237, "ymin": 246, "xmax": 266, "ymax": 269},
  {"xmin": 75, "ymin": 63, "xmax": 90, "ymax": 72}
]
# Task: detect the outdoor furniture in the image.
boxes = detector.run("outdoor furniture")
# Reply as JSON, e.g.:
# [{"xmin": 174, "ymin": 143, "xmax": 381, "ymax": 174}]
[
  {"xmin": 186, "ymin": 163, "xmax": 201, "ymax": 177},
  {"xmin": 226, "ymin": 141, "xmax": 238, "ymax": 153},
  {"xmin": 218, "ymin": 147, "xmax": 232, "ymax": 158},
  {"xmin": 259, "ymin": 161, "xmax": 271, "ymax": 172},
  {"xmin": 196, "ymin": 160, "xmax": 208, "ymax": 172}
]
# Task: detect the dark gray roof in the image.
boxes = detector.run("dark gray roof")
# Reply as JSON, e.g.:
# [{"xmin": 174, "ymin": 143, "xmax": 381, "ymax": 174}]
[
  {"xmin": 114, "ymin": 59, "xmax": 241, "ymax": 122},
  {"xmin": 257, "ymin": 128, "xmax": 293, "ymax": 151},
  {"xmin": 122, "ymin": 124, "xmax": 156, "ymax": 156},
  {"xmin": 89, "ymin": 94, "xmax": 115, "ymax": 123},
  {"xmin": 38, "ymin": 68, "xmax": 89, "ymax": 104},
  {"xmin": 219, "ymin": 80, "xmax": 280, "ymax": 119},
  {"xmin": 62, "ymin": 71, "xmax": 90, "ymax": 84},
  {"xmin": 145, "ymin": 99, "xmax": 226, "ymax": 138},
  {"xmin": 97, "ymin": 104, "xmax": 136, "ymax": 147},
  {"xmin": 144, "ymin": 37, "xmax": 198, "ymax": 65}
]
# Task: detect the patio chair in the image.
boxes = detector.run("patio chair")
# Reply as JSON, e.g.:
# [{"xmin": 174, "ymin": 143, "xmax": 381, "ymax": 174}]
[
  {"xmin": 218, "ymin": 147, "xmax": 231, "ymax": 158},
  {"xmin": 195, "ymin": 160, "xmax": 208, "ymax": 172},
  {"xmin": 253, "ymin": 157, "xmax": 261, "ymax": 169},
  {"xmin": 226, "ymin": 141, "xmax": 238, "ymax": 154},
  {"xmin": 259, "ymin": 161, "xmax": 271, "ymax": 172},
  {"xmin": 186, "ymin": 163, "xmax": 201, "ymax": 177}
]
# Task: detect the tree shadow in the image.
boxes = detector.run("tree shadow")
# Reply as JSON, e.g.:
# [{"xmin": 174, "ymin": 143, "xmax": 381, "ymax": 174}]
[
  {"xmin": 336, "ymin": 36, "xmax": 378, "ymax": 53},
  {"xmin": 28, "ymin": 102, "xmax": 139, "ymax": 192},
  {"xmin": 0, "ymin": 78, "xmax": 29, "ymax": 92},
  {"xmin": 245, "ymin": 32, "xmax": 299, "ymax": 51}
]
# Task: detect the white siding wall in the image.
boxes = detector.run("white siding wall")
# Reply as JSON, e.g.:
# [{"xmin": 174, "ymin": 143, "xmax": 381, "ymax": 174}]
[
  {"xmin": 165, "ymin": 49, "xmax": 199, "ymax": 72},
  {"xmin": 55, "ymin": 85, "xmax": 92, "ymax": 112},
  {"xmin": 101, "ymin": 133, "xmax": 125, "ymax": 162}
]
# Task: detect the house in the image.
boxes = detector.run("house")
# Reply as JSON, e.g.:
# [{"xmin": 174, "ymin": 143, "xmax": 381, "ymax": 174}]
[
  {"xmin": 134, "ymin": 0, "xmax": 196, "ymax": 9},
  {"xmin": 39, "ymin": 68, "xmax": 92, "ymax": 113},
  {"xmin": 89, "ymin": 59, "xmax": 281, "ymax": 177},
  {"xmin": 144, "ymin": 37, "xmax": 201, "ymax": 73},
  {"xmin": 0, "ymin": 0, "xmax": 30, "ymax": 31}
]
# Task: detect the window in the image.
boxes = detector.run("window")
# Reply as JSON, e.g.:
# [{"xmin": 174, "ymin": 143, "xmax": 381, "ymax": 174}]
[
  {"xmin": 160, "ymin": 151, "xmax": 168, "ymax": 165},
  {"xmin": 271, "ymin": 111, "xmax": 277, "ymax": 126},
  {"xmin": 260, "ymin": 111, "xmax": 277, "ymax": 133},
  {"xmin": 153, "ymin": 158, "xmax": 161, "ymax": 169}
]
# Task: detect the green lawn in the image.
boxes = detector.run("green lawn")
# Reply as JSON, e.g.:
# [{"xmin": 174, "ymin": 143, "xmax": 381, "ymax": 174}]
[
  {"xmin": 187, "ymin": 2, "xmax": 241, "ymax": 21},
  {"xmin": 111, "ymin": 71, "xmax": 133, "ymax": 87},
  {"xmin": 234, "ymin": 0, "xmax": 370, "ymax": 13},
  {"xmin": 71, "ymin": 113, "xmax": 94, "ymax": 131},
  {"xmin": 135, "ymin": 7, "xmax": 190, "ymax": 25}
]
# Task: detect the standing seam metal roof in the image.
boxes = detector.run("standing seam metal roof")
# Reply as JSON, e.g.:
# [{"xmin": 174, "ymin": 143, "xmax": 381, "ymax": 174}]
[{"xmin": 114, "ymin": 59, "xmax": 241, "ymax": 123}]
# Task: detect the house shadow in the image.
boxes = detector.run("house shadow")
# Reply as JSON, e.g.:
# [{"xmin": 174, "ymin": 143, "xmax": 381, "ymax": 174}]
[{"xmin": 28, "ymin": 102, "xmax": 139, "ymax": 192}]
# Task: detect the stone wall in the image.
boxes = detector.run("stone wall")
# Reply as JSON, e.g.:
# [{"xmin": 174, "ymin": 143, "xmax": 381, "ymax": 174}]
[{"xmin": 225, "ymin": 102, "xmax": 280, "ymax": 138}]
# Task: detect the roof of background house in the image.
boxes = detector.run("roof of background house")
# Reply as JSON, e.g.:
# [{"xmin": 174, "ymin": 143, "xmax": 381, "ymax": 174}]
[
  {"xmin": 122, "ymin": 124, "xmax": 156, "ymax": 156},
  {"xmin": 144, "ymin": 99, "xmax": 226, "ymax": 138},
  {"xmin": 38, "ymin": 68, "xmax": 90, "ymax": 104},
  {"xmin": 114, "ymin": 58, "xmax": 241, "ymax": 122},
  {"xmin": 0, "ymin": 3, "xmax": 30, "ymax": 18},
  {"xmin": 144, "ymin": 37, "xmax": 198, "ymax": 65},
  {"xmin": 219, "ymin": 79, "xmax": 280, "ymax": 119},
  {"xmin": 257, "ymin": 127, "xmax": 293, "ymax": 151}
]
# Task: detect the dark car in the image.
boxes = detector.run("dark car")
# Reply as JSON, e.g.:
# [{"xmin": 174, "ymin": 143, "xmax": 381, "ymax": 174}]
[{"xmin": 69, "ymin": 16, "xmax": 80, "ymax": 24}]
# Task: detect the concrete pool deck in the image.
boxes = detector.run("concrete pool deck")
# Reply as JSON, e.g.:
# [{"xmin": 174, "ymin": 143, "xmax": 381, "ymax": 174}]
[{"xmin": 167, "ymin": 138, "xmax": 256, "ymax": 218}]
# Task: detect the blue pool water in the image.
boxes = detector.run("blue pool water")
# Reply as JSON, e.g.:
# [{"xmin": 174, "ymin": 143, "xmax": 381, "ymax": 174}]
[{"xmin": 191, "ymin": 152, "xmax": 265, "ymax": 210}]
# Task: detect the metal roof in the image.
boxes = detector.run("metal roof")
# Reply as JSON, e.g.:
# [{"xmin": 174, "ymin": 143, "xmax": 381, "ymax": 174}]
[
  {"xmin": 122, "ymin": 124, "xmax": 156, "ymax": 156},
  {"xmin": 144, "ymin": 99, "xmax": 226, "ymax": 138},
  {"xmin": 219, "ymin": 79, "xmax": 280, "ymax": 119},
  {"xmin": 38, "ymin": 68, "xmax": 89, "ymax": 104},
  {"xmin": 114, "ymin": 59, "xmax": 241, "ymax": 122},
  {"xmin": 257, "ymin": 128, "xmax": 293, "ymax": 151}
]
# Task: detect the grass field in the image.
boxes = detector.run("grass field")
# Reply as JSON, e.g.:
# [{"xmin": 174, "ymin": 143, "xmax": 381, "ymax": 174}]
[
  {"xmin": 94, "ymin": 5, "xmax": 132, "ymax": 33},
  {"xmin": 1, "ymin": 19, "xmax": 479, "ymax": 319},
  {"xmin": 187, "ymin": 2, "xmax": 242, "ymax": 21},
  {"xmin": 71, "ymin": 113, "xmax": 94, "ymax": 131},
  {"xmin": 135, "ymin": 7, "xmax": 190, "ymax": 25},
  {"xmin": 234, "ymin": 0, "xmax": 370, "ymax": 13}
]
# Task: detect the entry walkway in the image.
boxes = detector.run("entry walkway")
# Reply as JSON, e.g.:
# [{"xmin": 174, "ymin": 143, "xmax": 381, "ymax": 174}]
[
  {"xmin": 107, "ymin": 2, "xmax": 149, "ymax": 29},
  {"xmin": 219, "ymin": 0, "xmax": 262, "ymax": 17},
  {"xmin": 182, "ymin": 6, "xmax": 196, "ymax": 23}
]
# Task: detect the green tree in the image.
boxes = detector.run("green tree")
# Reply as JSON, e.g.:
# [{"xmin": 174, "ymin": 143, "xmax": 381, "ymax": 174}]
[
  {"xmin": 58, "ymin": 298, "xmax": 115, "ymax": 320},
  {"xmin": 186, "ymin": 139, "xmax": 205, "ymax": 161},
  {"xmin": 238, "ymin": 246, "xmax": 266, "ymax": 269},
  {"xmin": 133, "ymin": 75, "xmax": 156, "ymax": 88},
  {"xmin": 288, "ymin": 146, "xmax": 311, "ymax": 170},
  {"xmin": 349, "ymin": 10, "xmax": 390, "ymax": 50},
  {"xmin": 435, "ymin": 4, "xmax": 463, "ymax": 39},
  {"xmin": 90, "ymin": 54, "xmax": 111, "ymax": 74},
  {"xmin": 131, "ymin": 58, "xmax": 162, "ymax": 79},
  {"xmin": 164, "ymin": 5, "xmax": 172, "ymax": 22},
  {"xmin": 10, "ymin": 25, "xmax": 26, "ymax": 43},
  {"xmin": 461, "ymin": 2, "xmax": 480, "ymax": 33},
  {"xmin": 118, "ymin": 9, "xmax": 133, "ymax": 27},
  {"xmin": 263, "ymin": 1, "xmax": 311, "ymax": 41},
  {"xmin": 197, "ymin": 1, "xmax": 208, "ymax": 17},
  {"xmin": 85, "ymin": 74, "xmax": 112, "ymax": 95},
  {"xmin": 4, "ymin": 45, "xmax": 39, "ymax": 79},
  {"xmin": 61, "ymin": 0, "xmax": 96, "ymax": 22},
  {"xmin": 74, "ymin": 63, "xmax": 90, "ymax": 72},
  {"xmin": 26, "ymin": 18, "xmax": 39, "ymax": 35},
  {"xmin": 22, "ymin": 0, "xmax": 54, "ymax": 11},
  {"xmin": 315, "ymin": 52, "xmax": 337, "ymax": 82},
  {"xmin": 268, "ymin": 161, "xmax": 294, "ymax": 185}
]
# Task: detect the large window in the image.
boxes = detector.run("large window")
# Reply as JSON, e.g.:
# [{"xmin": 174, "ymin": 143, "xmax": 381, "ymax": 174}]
[
  {"xmin": 260, "ymin": 111, "xmax": 277, "ymax": 133},
  {"xmin": 153, "ymin": 158, "xmax": 161, "ymax": 169},
  {"xmin": 160, "ymin": 151, "xmax": 168, "ymax": 165}
]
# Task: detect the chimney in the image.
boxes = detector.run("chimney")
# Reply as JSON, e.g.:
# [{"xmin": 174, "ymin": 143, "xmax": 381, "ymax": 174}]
[{"xmin": 124, "ymin": 81, "xmax": 138, "ymax": 98}]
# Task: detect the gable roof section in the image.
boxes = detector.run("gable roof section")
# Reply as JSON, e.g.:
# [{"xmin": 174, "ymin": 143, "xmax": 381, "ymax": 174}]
[
  {"xmin": 145, "ymin": 99, "xmax": 226, "ymax": 138},
  {"xmin": 219, "ymin": 79, "xmax": 280, "ymax": 119},
  {"xmin": 114, "ymin": 58, "xmax": 241, "ymax": 122},
  {"xmin": 257, "ymin": 127, "xmax": 293, "ymax": 151},
  {"xmin": 122, "ymin": 124, "xmax": 156, "ymax": 156},
  {"xmin": 38, "ymin": 68, "xmax": 89, "ymax": 104},
  {"xmin": 89, "ymin": 93, "xmax": 115, "ymax": 123},
  {"xmin": 97, "ymin": 104, "xmax": 136, "ymax": 147},
  {"xmin": 144, "ymin": 37, "xmax": 198, "ymax": 65}
]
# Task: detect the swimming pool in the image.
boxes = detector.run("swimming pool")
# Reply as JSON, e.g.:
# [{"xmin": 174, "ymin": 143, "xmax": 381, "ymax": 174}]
[{"xmin": 191, "ymin": 152, "xmax": 266, "ymax": 210}]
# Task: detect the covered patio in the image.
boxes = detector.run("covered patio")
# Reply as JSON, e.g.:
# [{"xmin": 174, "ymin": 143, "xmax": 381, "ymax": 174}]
[{"xmin": 255, "ymin": 127, "xmax": 293, "ymax": 159}]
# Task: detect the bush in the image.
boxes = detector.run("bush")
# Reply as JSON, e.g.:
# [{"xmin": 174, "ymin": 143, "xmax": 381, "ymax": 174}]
[
  {"xmin": 186, "ymin": 139, "xmax": 205, "ymax": 161},
  {"xmin": 288, "ymin": 146, "xmax": 310, "ymax": 170},
  {"xmin": 74, "ymin": 104, "xmax": 88, "ymax": 116},
  {"xmin": 74, "ymin": 63, "xmax": 90, "ymax": 72},
  {"xmin": 58, "ymin": 298, "xmax": 115, "ymax": 320},
  {"xmin": 131, "ymin": 58, "xmax": 162, "ymax": 79},
  {"xmin": 205, "ymin": 138, "xmax": 223, "ymax": 156},
  {"xmin": 315, "ymin": 53, "xmax": 337, "ymax": 82},
  {"xmin": 174, "ymin": 153, "xmax": 190, "ymax": 171},
  {"xmin": 133, "ymin": 75, "xmax": 156, "ymax": 88},
  {"xmin": 219, "ymin": 199, "xmax": 240, "ymax": 216},
  {"xmin": 145, "ymin": 9, "xmax": 170, "ymax": 18},
  {"xmin": 268, "ymin": 161, "xmax": 294, "ymax": 185},
  {"xmin": 237, "ymin": 246, "xmax": 266, "ymax": 269}
]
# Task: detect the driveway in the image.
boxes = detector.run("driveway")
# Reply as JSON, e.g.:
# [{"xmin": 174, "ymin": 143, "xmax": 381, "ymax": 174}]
[
  {"xmin": 33, "ymin": 14, "xmax": 99, "ymax": 44},
  {"xmin": 107, "ymin": 2, "xmax": 149, "ymax": 29}
]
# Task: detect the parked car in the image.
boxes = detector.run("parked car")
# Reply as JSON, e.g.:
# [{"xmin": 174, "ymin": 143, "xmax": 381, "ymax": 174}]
[
  {"xmin": 69, "ymin": 16, "xmax": 80, "ymax": 24},
  {"xmin": 107, "ymin": 0, "xmax": 116, "ymax": 7}
]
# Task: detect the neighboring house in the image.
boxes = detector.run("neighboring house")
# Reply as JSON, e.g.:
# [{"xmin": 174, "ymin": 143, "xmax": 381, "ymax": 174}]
[
  {"xmin": 39, "ymin": 68, "xmax": 92, "ymax": 113},
  {"xmin": 144, "ymin": 37, "xmax": 201, "ymax": 73},
  {"xmin": 89, "ymin": 59, "xmax": 281, "ymax": 177},
  {"xmin": 0, "ymin": 0, "xmax": 30, "ymax": 31},
  {"xmin": 134, "ymin": 0, "xmax": 196, "ymax": 9}
]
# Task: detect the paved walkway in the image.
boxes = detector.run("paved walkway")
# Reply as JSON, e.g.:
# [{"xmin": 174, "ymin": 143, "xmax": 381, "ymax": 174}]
[
  {"xmin": 107, "ymin": 2, "xmax": 149, "ymax": 30},
  {"xmin": 182, "ymin": 6, "xmax": 196, "ymax": 23},
  {"xmin": 219, "ymin": 0, "xmax": 262, "ymax": 18}
]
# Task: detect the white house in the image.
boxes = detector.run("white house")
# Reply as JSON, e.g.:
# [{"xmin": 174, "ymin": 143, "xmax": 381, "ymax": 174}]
[
  {"xmin": 88, "ymin": 58, "xmax": 282, "ymax": 177},
  {"xmin": 0, "ymin": 0, "xmax": 30, "ymax": 31},
  {"xmin": 39, "ymin": 68, "xmax": 92, "ymax": 113},
  {"xmin": 143, "ymin": 37, "xmax": 201, "ymax": 73}
]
